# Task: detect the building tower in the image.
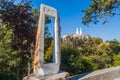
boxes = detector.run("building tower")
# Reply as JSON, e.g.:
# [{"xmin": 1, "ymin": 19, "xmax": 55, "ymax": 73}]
[
  {"xmin": 79, "ymin": 28, "xmax": 82, "ymax": 35},
  {"xmin": 76, "ymin": 27, "xmax": 79, "ymax": 35}
]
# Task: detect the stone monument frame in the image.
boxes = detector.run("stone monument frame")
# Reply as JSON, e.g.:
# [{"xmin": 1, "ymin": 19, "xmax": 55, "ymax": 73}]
[{"xmin": 34, "ymin": 4, "xmax": 61, "ymax": 76}]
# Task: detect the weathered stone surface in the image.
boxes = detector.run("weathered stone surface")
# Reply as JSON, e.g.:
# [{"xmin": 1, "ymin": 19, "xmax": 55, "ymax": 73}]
[
  {"xmin": 70, "ymin": 66, "xmax": 120, "ymax": 80},
  {"xmin": 33, "ymin": 4, "xmax": 61, "ymax": 76},
  {"xmin": 23, "ymin": 4, "xmax": 69, "ymax": 80},
  {"xmin": 23, "ymin": 72, "xmax": 69, "ymax": 80}
]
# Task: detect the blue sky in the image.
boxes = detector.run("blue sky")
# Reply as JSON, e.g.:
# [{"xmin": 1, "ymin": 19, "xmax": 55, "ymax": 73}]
[{"xmin": 32, "ymin": 0, "xmax": 120, "ymax": 41}]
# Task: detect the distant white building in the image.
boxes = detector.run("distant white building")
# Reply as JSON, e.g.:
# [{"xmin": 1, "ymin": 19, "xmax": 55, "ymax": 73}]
[
  {"xmin": 73, "ymin": 27, "xmax": 83, "ymax": 37},
  {"xmin": 63, "ymin": 27, "xmax": 89, "ymax": 40}
]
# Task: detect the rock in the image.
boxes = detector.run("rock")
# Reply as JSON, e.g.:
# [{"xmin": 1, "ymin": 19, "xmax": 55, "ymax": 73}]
[
  {"xmin": 23, "ymin": 72, "xmax": 69, "ymax": 80},
  {"xmin": 70, "ymin": 66, "xmax": 120, "ymax": 80}
]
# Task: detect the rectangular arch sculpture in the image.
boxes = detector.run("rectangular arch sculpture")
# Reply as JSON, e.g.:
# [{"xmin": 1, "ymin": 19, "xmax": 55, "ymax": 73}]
[{"xmin": 33, "ymin": 4, "xmax": 61, "ymax": 76}]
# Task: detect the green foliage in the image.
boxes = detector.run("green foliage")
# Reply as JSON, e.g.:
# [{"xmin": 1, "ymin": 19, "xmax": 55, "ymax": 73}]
[
  {"xmin": 61, "ymin": 47, "xmax": 97, "ymax": 75},
  {"xmin": 0, "ymin": 25, "xmax": 19, "ymax": 71},
  {"xmin": 32, "ymin": 8, "xmax": 39, "ymax": 24},
  {"xmin": 44, "ymin": 16, "xmax": 53, "ymax": 63},
  {"xmin": 44, "ymin": 41, "xmax": 53, "ymax": 63},
  {"xmin": 0, "ymin": 0, "xmax": 37, "ymax": 79},
  {"xmin": 61, "ymin": 36, "xmax": 120, "ymax": 75},
  {"xmin": 106, "ymin": 39, "xmax": 120, "ymax": 54},
  {"xmin": 112, "ymin": 53, "xmax": 120, "ymax": 66},
  {"xmin": 0, "ymin": 0, "xmax": 52, "ymax": 79},
  {"xmin": 82, "ymin": 0, "xmax": 120, "ymax": 25}
]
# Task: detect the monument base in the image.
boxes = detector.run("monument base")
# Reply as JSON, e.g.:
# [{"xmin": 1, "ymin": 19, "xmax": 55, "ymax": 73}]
[{"xmin": 23, "ymin": 72, "xmax": 69, "ymax": 80}]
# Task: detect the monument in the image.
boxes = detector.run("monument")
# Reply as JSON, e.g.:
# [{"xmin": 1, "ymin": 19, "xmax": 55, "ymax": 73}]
[
  {"xmin": 33, "ymin": 3, "xmax": 61, "ymax": 76},
  {"xmin": 23, "ymin": 4, "xmax": 69, "ymax": 80}
]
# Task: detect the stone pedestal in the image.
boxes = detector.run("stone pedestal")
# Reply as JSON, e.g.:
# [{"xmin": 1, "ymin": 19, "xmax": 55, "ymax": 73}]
[{"xmin": 23, "ymin": 72, "xmax": 69, "ymax": 80}]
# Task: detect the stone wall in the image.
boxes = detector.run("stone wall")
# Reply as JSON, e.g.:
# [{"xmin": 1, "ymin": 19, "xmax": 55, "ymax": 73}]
[{"xmin": 70, "ymin": 66, "xmax": 120, "ymax": 80}]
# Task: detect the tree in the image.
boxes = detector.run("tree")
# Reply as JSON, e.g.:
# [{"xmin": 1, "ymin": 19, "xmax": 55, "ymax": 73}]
[
  {"xmin": 61, "ymin": 35, "xmax": 120, "ymax": 75},
  {"xmin": 106, "ymin": 39, "xmax": 120, "ymax": 54},
  {"xmin": 61, "ymin": 47, "xmax": 97, "ymax": 75},
  {"xmin": 112, "ymin": 53, "xmax": 120, "ymax": 66},
  {"xmin": 0, "ymin": 0, "xmax": 37, "ymax": 78},
  {"xmin": 0, "ymin": 25, "xmax": 19, "ymax": 71},
  {"xmin": 82, "ymin": 0, "xmax": 120, "ymax": 25},
  {"xmin": 44, "ymin": 41, "xmax": 53, "ymax": 63}
]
